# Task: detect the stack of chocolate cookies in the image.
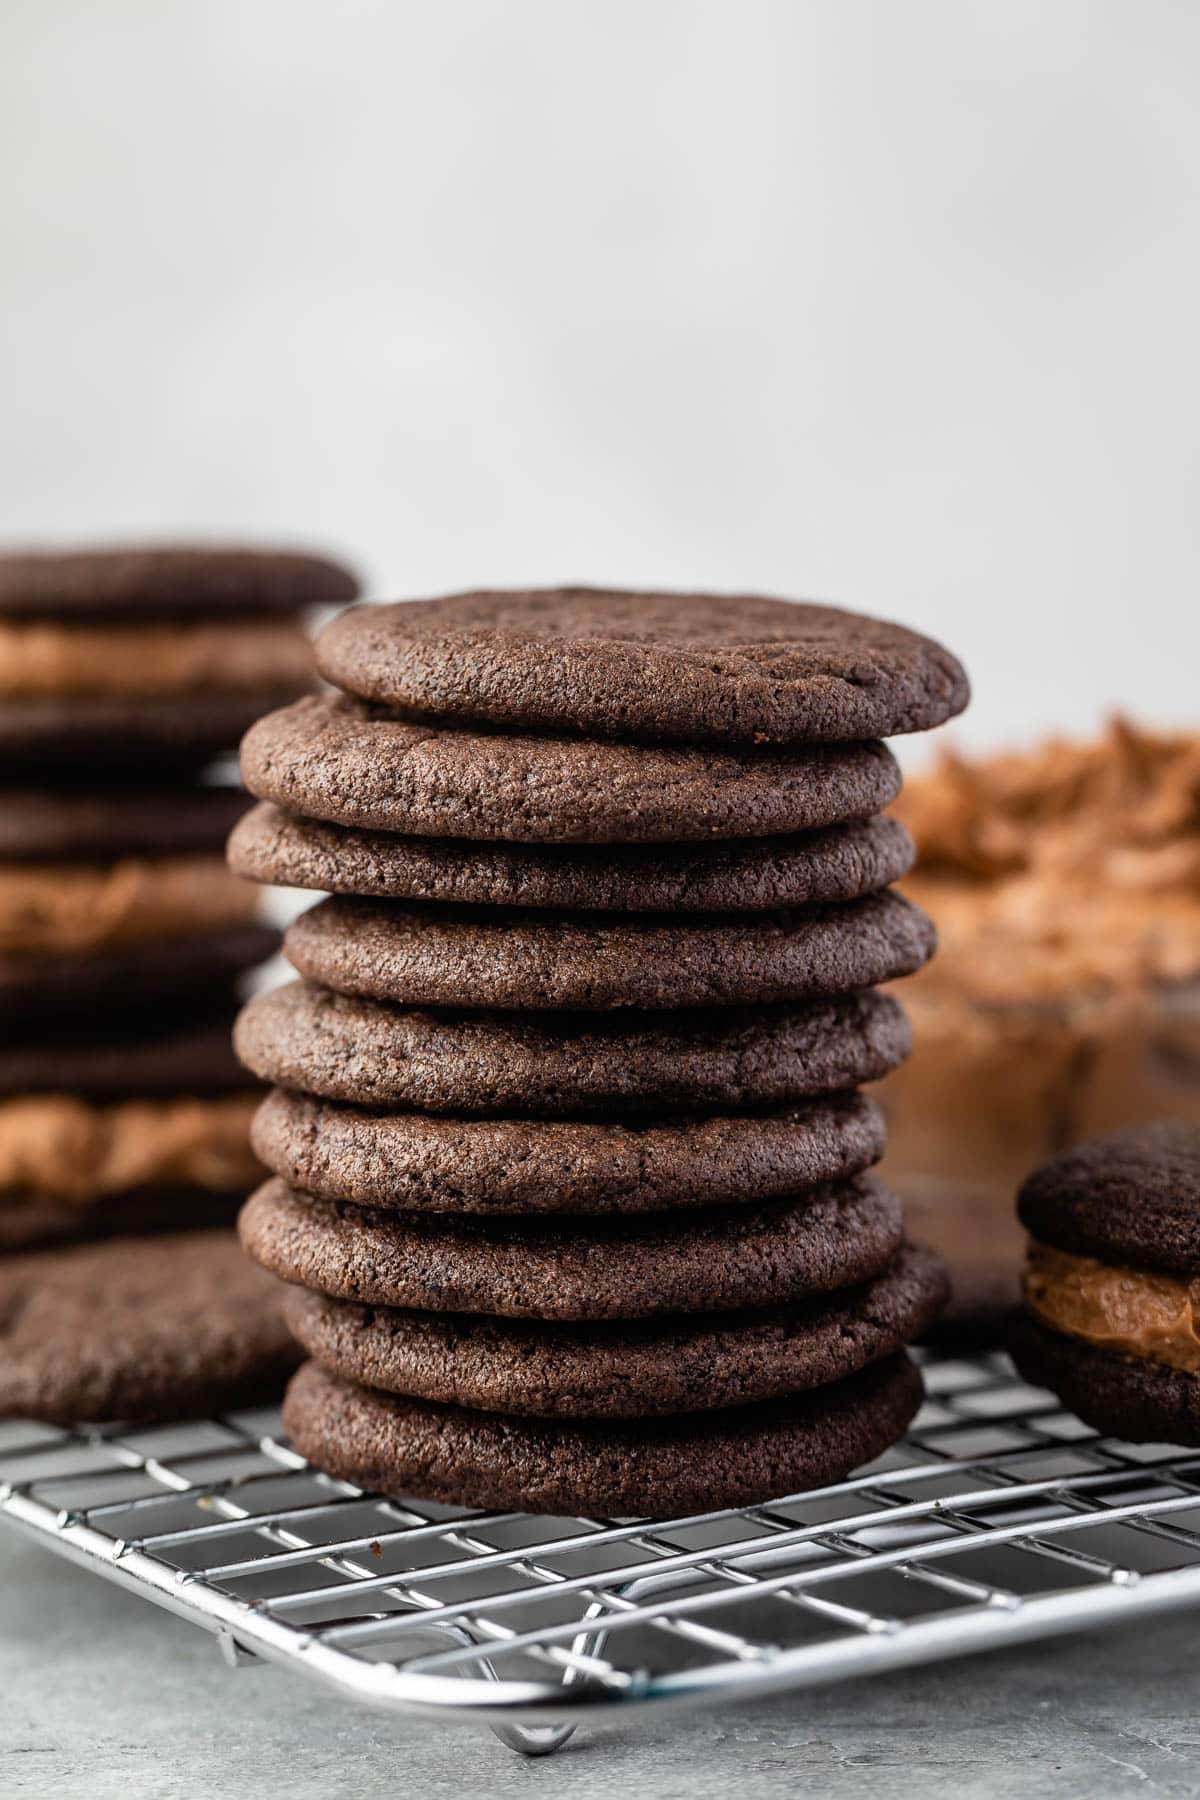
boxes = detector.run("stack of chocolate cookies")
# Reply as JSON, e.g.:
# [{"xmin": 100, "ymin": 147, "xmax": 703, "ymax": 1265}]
[
  {"xmin": 233, "ymin": 589, "xmax": 968, "ymax": 1516},
  {"xmin": 0, "ymin": 545, "xmax": 358, "ymax": 1255}
]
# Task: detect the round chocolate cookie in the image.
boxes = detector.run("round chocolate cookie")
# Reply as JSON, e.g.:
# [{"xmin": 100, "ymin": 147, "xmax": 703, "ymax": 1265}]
[
  {"xmin": 0, "ymin": 785, "xmax": 251, "ymax": 861},
  {"xmin": 0, "ymin": 1188, "xmax": 244, "ymax": 1254},
  {"xmin": 230, "ymin": 801, "xmax": 916, "ymax": 914},
  {"xmin": 234, "ymin": 981, "xmax": 912, "ymax": 1115},
  {"xmin": 0, "ymin": 545, "xmax": 358, "ymax": 619},
  {"xmin": 285, "ymin": 1242, "xmax": 947, "ymax": 1417},
  {"xmin": 283, "ymin": 1352, "xmax": 924, "ymax": 1516},
  {"xmin": 2, "ymin": 689, "xmax": 313, "ymax": 774},
  {"xmin": 0, "ymin": 1230, "xmax": 300, "ymax": 1423},
  {"xmin": 239, "ymin": 1174, "xmax": 903, "ymax": 1320},
  {"xmin": 0, "ymin": 923, "xmax": 279, "ymax": 1024},
  {"xmin": 240, "ymin": 695, "xmax": 902, "ymax": 844},
  {"xmin": 0, "ymin": 1005, "xmax": 248, "ymax": 1099},
  {"xmin": 251, "ymin": 1088, "xmax": 885, "ymax": 1215},
  {"xmin": 1018, "ymin": 1122, "xmax": 1200, "ymax": 1277},
  {"xmin": 1010, "ymin": 1313, "xmax": 1200, "ymax": 1447},
  {"xmin": 315, "ymin": 590, "xmax": 969, "ymax": 746},
  {"xmin": 283, "ymin": 890, "xmax": 935, "ymax": 1011}
]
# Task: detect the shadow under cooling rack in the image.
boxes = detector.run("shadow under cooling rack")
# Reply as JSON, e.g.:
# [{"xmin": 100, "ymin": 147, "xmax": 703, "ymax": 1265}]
[{"xmin": 5, "ymin": 1353, "xmax": 1200, "ymax": 1758}]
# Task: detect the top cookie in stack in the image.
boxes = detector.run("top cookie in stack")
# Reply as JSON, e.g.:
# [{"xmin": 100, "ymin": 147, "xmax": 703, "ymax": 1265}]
[
  {"xmin": 0, "ymin": 544, "xmax": 358, "ymax": 1253},
  {"xmin": 234, "ymin": 589, "xmax": 967, "ymax": 1517}
]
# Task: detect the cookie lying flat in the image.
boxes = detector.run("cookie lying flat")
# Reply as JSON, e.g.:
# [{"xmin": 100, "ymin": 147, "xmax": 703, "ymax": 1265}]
[
  {"xmin": 230, "ymin": 802, "xmax": 916, "ymax": 914},
  {"xmin": 283, "ymin": 890, "xmax": 935, "ymax": 1011},
  {"xmin": 0, "ymin": 923, "xmax": 278, "ymax": 1022},
  {"xmin": 240, "ymin": 695, "xmax": 901, "ymax": 844},
  {"xmin": 283, "ymin": 1352, "xmax": 924, "ymax": 1516},
  {"xmin": 0, "ymin": 1231, "xmax": 300, "ymax": 1422},
  {"xmin": 240, "ymin": 1175, "xmax": 902, "ymax": 1320},
  {"xmin": 234, "ymin": 981, "xmax": 912, "ymax": 1115},
  {"xmin": 0, "ymin": 1188, "xmax": 243, "ymax": 1254},
  {"xmin": 0, "ymin": 1006, "xmax": 248, "ymax": 1099},
  {"xmin": 1013, "ymin": 1124, "xmax": 1200, "ymax": 1447},
  {"xmin": 0, "ymin": 544, "xmax": 357, "ymax": 619},
  {"xmin": 286, "ymin": 1242, "xmax": 947, "ymax": 1418},
  {"xmin": 315, "ymin": 589, "xmax": 969, "ymax": 746},
  {"xmin": 1, "ymin": 690, "xmax": 312, "ymax": 774},
  {"xmin": 1, "ymin": 786, "xmax": 251, "ymax": 861},
  {"xmin": 251, "ymin": 1088, "xmax": 885, "ymax": 1215}
]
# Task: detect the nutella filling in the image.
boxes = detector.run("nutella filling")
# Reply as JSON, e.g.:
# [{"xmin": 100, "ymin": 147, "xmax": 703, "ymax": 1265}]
[
  {"xmin": 0, "ymin": 1094, "xmax": 263, "ymax": 1202},
  {"xmin": 1024, "ymin": 1239, "xmax": 1200, "ymax": 1375},
  {"xmin": 0, "ymin": 855, "xmax": 260, "ymax": 954},
  {"xmin": 0, "ymin": 619, "xmax": 312, "ymax": 699}
]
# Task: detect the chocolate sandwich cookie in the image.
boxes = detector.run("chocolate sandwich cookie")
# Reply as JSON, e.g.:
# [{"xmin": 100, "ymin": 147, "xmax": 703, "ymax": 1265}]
[
  {"xmin": 235, "ymin": 981, "xmax": 913, "ymax": 1115},
  {"xmin": 0, "ymin": 1188, "xmax": 244, "ymax": 1254},
  {"xmin": 0, "ymin": 922, "xmax": 279, "ymax": 1023},
  {"xmin": 0, "ymin": 1230, "xmax": 300, "ymax": 1423},
  {"xmin": 0, "ymin": 1005, "xmax": 248, "ymax": 1099},
  {"xmin": 283, "ymin": 1352, "xmax": 924, "ymax": 1516},
  {"xmin": 1, "ymin": 786, "xmax": 251, "ymax": 861},
  {"xmin": 240, "ymin": 695, "xmax": 902, "ymax": 844},
  {"xmin": 240, "ymin": 1174, "xmax": 903, "ymax": 1320},
  {"xmin": 0, "ymin": 544, "xmax": 358, "ymax": 618},
  {"xmin": 251, "ymin": 1088, "xmax": 885, "ymax": 1215},
  {"xmin": 229, "ymin": 802, "xmax": 916, "ymax": 914},
  {"xmin": 315, "ymin": 589, "xmax": 969, "ymax": 746},
  {"xmin": 283, "ymin": 890, "xmax": 935, "ymax": 1011},
  {"xmin": 1011, "ymin": 1123, "xmax": 1200, "ymax": 1443},
  {"xmin": 0, "ymin": 691, "xmax": 314, "ymax": 775},
  {"xmin": 285, "ymin": 1242, "xmax": 947, "ymax": 1417}
]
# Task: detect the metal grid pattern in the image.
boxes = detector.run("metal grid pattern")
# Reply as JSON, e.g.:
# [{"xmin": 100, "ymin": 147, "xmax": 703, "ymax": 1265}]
[{"xmin": 6, "ymin": 1352, "xmax": 1200, "ymax": 1758}]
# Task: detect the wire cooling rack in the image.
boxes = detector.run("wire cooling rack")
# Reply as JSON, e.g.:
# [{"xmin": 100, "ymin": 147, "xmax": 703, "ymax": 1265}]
[{"xmin": 6, "ymin": 1353, "xmax": 1200, "ymax": 1759}]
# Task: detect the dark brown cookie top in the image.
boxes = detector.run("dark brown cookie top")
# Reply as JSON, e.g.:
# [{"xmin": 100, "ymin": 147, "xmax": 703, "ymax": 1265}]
[
  {"xmin": 0, "ymin": 785, "xmax": 251, "ymax": 861},
  {"xmin": 251, "ymin": 1088, "xmax": 885, "ymax": 1215},
  {"xmin": 240, "ymin": 695, "xmax": 902, "ymax": 844},
  {"xmin": 1017, "ymin": 1122, "xmax": 1200, "ymax": 1276},
  {"xmin": 315, "ymin": 590, "xmax": 969, "ymax": 746},
  {"xmin": 1010, "ymin": 1312, "xmax": 1200, "ymax": 1449},
  {"xmin": 283, "ymin": 890, "xmax": 935, "ymax": 1011},
  {"xmin": 0, "ymin": 1005, "xmax": 248, "ymax": 1099},
  {"xmin": 0, "ymin": 1230, "xmax": 300, "ymax": 1423},
  {"xmin": 0, "ymin": 923, "xmax": 279, "ymax": 1025},
  {"xmin": 0, "ymin": 545, "xmax": 358, "ymax": 619},
  {"xmin": 234, "ymin": 980, "xmax": 912, "ymax": 1116},
  {"xmin": 229, "ymin": 801, "xmax": 916, "ymax": 914},
  {"xmin": 1, "ymin": 689, "xmax": 312, "ymax": 776},
  {"xmin": 239, "ymin": 1174, "xmax": 903, "ymax": 1320},
  {"xmin": 286, "ymin": 1242, "xmax": 947, "ymax": 1418},
  {"xmin": 282, "ymin": 1352, "xmax": 924, "ymax": 1516}
]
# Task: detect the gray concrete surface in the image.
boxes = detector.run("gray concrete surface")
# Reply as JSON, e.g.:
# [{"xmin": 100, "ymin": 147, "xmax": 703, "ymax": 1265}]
[{"xmin": 4, "ymin": 1528, "xmax": 1200, "ymax": 1797}]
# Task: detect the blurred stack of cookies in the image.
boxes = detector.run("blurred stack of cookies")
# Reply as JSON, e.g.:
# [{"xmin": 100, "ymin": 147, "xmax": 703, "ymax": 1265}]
[
  {"xmin": 233, "ymin": 589, "xmax": 967, "ymax": 1516},
  {"xmin": 0, "ymin": 548, "xmax": 355, "ymax": 1257}
]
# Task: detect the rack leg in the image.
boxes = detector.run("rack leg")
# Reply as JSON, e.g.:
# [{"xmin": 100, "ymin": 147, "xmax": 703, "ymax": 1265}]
[{"xmin": 489, "ymin": 1721, "xmax": 577, "ymax": 1757}]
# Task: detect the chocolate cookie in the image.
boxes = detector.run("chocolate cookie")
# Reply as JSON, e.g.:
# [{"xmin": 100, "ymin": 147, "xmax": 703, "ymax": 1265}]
[
  {"xmin": 0, "ymin": 786, "xmax": 251, "ymax": 861},
  {"xmin": 0, "ymin": 1005, "xmax": 248, "ymax": 1098},
  {"xmin": 240, "ymin": 695, "xmax": 902, "ymax": 844},
  {"xmin": 239, "ymin": 1175, "xmax": 903, "ymax": 1320},
  {"xmin": 285, "ymin": 1243, "xmax": 947, "ymax": 1417},
  {"xmin": 251, "ymin": 1088, "xmax": 885, "ymax": 1215},
  {"xmin": 2, "ymin": 689, "xmax": 312, "ymax": 774},
  {"xmin": 1018, "ymin": 1122, "xmax": 1200, "ymax": 1276},
  {"xmin": 282, "ymin": 1352, "xmax": 924, "ymax": 1516},
  {"xmin": 0, "ymin": 1230, "xmax": 300, "ymax": 1423},
  {"xmin": 0, "ymin": 544, "xmax": 358, "ymax": 619},
  {"xmin": 283, "ymin": 890, "xmax": 935, "ymax": 1011},
  {"xmin": 1010, "ymin": 1313, "xmax": 1200, "ymax": 1447},
  {"xmin": 0, "ymin": 923, "xmax": 279, "ymax": 1023},
  {"xmin": 230, "ymin": 801, "xmax": 916, "ymax": 914},
  {"xmin": 234, "ymin": 981, "xmax": 912, "ymax": 1115},
  {"xmin": 315, "ymin": 590, "xmax": 969, "ymax": 745},
  {"xmin": 0, "ymin": 1188, "xmax": 243, "ymax": 1254}
]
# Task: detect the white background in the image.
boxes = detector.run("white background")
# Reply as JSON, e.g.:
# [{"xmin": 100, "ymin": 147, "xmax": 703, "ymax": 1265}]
[{"xmin": 2, "ymin": 0, "xmax": 1197, "ymax": 758}]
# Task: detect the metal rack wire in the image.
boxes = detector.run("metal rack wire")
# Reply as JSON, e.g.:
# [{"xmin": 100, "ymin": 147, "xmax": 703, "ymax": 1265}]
[{"xmin": 6, "ymin": 1351, "xmax": 1200, "ymax": 1758}]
